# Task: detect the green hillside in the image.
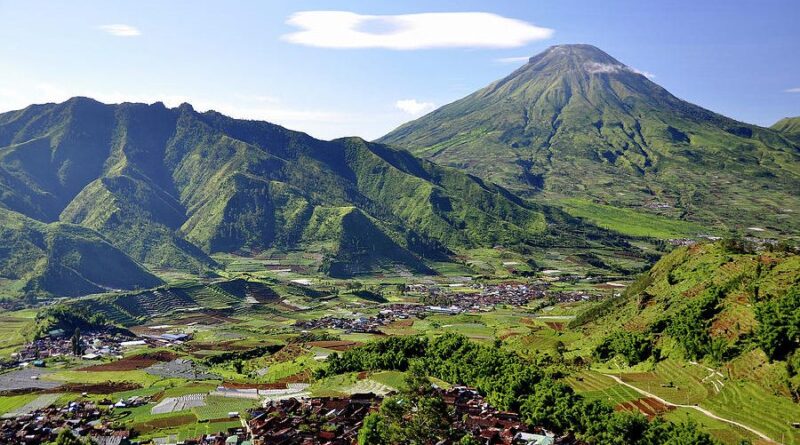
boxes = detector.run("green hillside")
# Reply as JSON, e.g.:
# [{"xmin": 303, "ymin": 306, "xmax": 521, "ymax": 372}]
[
  {"xmin": 773, "ymin": 116, "xmax": 800, "ymax": 145},
  {"xmin": 569, "ymin": 240, "xmax": 800, "ymax": 442},
  {"xmin": 379, "ymin": 44, "xmax": 800, "ymax": 235},
  {"xmin": 575, "ymin": 241, "xmax": 800, "ymax": 395},
  {"xmin": 0, "ymin": 97, "xmax": 633, "ymax": 293},
  {"xmin": 0, "ymin": 207, "xmax": 162, "ymax": 298}
]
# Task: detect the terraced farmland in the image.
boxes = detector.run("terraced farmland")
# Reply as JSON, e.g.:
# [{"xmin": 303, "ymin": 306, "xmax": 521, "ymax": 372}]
[
  {"xmin": 0, "ymin": 311, "xmax": 36, "ymax": 358},
  {"xmin": 565, "ymin": 371, "xmax": 642, "ymax": 406},
  {"xmin": 621, "ymin": 359, "xmax": 711, "ymax": 405},
  {"xmin": 701, "ymin": 381, "xmax": 800, "ymax": 445}
]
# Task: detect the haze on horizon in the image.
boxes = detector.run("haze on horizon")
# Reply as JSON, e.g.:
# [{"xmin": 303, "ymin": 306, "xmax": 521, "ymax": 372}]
[{"xmin": 0, "ymin": 0, "xmax": 798, "ymax": 140}]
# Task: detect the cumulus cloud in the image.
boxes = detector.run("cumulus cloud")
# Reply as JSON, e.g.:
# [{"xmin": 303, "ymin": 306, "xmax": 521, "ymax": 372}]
[
  {"xmin": 495, "ymin": 56, "xmax": 531, "ymax": 64},
  {"xmin": 585, "ymin": 62, "xmax": 655, "ymax": 79},
  {"xmin": 785, "ymin": 87, "xmax": 800, "ymax": 93},
  {"xmin": 283, "ymin": 11, "xmax": 553, "ymax": 50},
  {"xmin": 98, "ymin": 24, "xmax": 141, "ymax": 37},
  {"xmin": 395, "ymin": 99, "xmax": 435, "ymax": 116}
]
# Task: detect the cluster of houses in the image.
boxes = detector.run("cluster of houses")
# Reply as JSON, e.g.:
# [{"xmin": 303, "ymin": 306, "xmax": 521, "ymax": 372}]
[
  {"xmin": 4, "ymin": 329, "xmax": 194, "ymax": 371},
  {"xmin": 0, "ymin": 401, "xmax": 131, "ymax": 445},
  {"xmin": 244, "ymin": 387, "xmax": 569, "ymax": 445},
  {"xmin": 10, "ymin": 329, "xmax": 136, "ymax": 366},
  {"xmin": 294, "ymin": 303, "xmax": 428, "ymax": 333},
  {"xmin": 248, "ymin": 393, "xmax": 381, "ymax": 444},
  {"xmin": 420, "ymin": 283, "xmax": 547, "ymax": 311},
  {"xmin": 443, "ymin": 386, "xmax": 560, "ymax": 444},
  {"xmin": 296, "ymin": 281, "xmax": 597, "ymax": 334}
]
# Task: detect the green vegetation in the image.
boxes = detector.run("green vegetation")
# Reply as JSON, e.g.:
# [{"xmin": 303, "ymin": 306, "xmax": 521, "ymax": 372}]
[
  {"xmin": 192, "ymin": 396, "xmax": 258, "ymax": 421},
  {"xmin": 772, "ymin": 116, "xmax": 800, "ymax": 145},
  {"xmin": 569, "ymin": 241, "xmax": 800, "ymax": 443},
  {"xmin": 379, "ymin": 44, "xmax": 800, "ymax": 236},
  {"xmin": 0, "ymin": 207, "xmax": 162, "ymax": 299},
  {"xmin": 33, "ymin": 304, "xmax": 111, "ymax": 339},
  {"xmin": 576, "ymin": 242, "xmax": 800, "ymax": 367},
  {"xmin": 594, "ymin": 331, "xmax": 655, "ymax": 365},
  {"xmin": 358, "ymin": 367, "xmax": 453, "ymax": 444},
  {"xmin": 559, "ymin": 199, "xmax": 709, "ymax": 239}
]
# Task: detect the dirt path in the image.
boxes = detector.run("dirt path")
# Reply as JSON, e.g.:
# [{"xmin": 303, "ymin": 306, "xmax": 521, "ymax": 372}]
[{"xmin": 604, "ymin": 374, "xmax": 779, "ymax": 444}]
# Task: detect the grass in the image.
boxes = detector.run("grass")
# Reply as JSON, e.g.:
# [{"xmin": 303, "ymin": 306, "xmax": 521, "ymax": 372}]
[
  {"xmin": 0, "ymin": 394, "xmax": 38, "ymax": 416},
  {"xmin": 370, "ymin": 371, "xmax": 407, "ymax": 390},
  {"xmin": 597, "ymin": 357, "xmax": 797, "ymax": 444},
  {"xmin": 193, "ymin": 396, "xmax": 259, "ymax": 421},
  {"xmin": 143, "ymin": 420, "xmax": 243, "ymax": 441},
  {"xmin": 0, "ymin": 309, "xmax": 37, "ymax": 358},
  {"xmin": 559, "ymin": 198, "xmax": 709, "ymax": 239},
  {"xmin": 45, "ymin": 369, "xmax": 167, "ymax": 387}
]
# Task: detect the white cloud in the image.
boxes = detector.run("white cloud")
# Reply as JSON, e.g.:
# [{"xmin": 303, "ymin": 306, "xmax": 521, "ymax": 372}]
[
  {"xmin": 785, "ymin": 87, "xmax": 800, "ymax": 93},
  {"xmin": 98, "ymin": 24, "xmax": 141, "ymax": 37},
  {"xmin": 584, "ymin": 62, "xmax": 655, "ymax": 79},
  {"xmin": 395, "ymin": 99, "xmax": 435, "ymax": 116},
  {"xmin": 495, "ymin": 56, "xmax": 531, "ymax": 64},
  {"xmin": 630, "ymin": 68, "xmax": 656, "ymax": 79},
  {"xmin": 283, "ymin": 11, "xmax": 553, "ymax": 50}
]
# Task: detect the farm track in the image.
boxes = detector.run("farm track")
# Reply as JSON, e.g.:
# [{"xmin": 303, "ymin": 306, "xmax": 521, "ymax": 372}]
[{"xmin": 605, "ymin": 374, "xmax": 779, "ymax": 444}]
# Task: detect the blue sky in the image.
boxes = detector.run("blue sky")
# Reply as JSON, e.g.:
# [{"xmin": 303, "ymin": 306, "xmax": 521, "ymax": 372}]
[{"xmin": 0, "ymin": 0, "xmax": 798, "ymax": 139}]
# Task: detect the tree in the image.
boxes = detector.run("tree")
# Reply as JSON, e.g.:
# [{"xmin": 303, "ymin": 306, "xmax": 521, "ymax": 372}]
[
  {"xmin": 459, "ymin": 434, "xmax": 481, "ymax": 445},
  {"xmin": 358, "ymin": 413, "xmax": 386, "ymax": 445},
  {"xmin": 54, "ymin": 429, "xmax": 83, "ymax": 445},
  {"xmin": 358, "ymin": 365, "xmax": 452, "ymax": 444},
  {"xmin": 754, "ymin": 288, "xmax": 800, "ymax": 361},
  {"xmin": 71, "ymin": 328, "xmax": 83, "ymax": 356}
]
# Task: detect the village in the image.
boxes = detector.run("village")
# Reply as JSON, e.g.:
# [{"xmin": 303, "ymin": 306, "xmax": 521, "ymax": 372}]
[
  {"xmin": 2, "ymin": 329, "xmax": 193, "ymax": 372},
  {"xmin": 246, "ymin": 386, "xmax": 565, "ymax": 445},
  {"xmin": 0, "ymin": 399, "xmax": 140, "ymax": 445},
  {"xmin": 295, "ymin": 282, "xmax": 604, "ymax": 333}
]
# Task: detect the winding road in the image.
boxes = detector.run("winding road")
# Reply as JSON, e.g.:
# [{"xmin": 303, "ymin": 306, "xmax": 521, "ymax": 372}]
[{"xmin": 604, "ymin": 374, "xmax": 780, "ymax": 444}]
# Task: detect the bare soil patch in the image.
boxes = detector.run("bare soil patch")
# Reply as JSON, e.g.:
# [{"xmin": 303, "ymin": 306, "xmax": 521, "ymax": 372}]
[
  {"xmin": 51, "ymin": 382, "xmax": 141, "ymax": 394},
  {"xmin": 275, "ymin": 370, "xmax": 311, "ymax": 384},
  {"xmin": 544, "ymin": 321, "xmax": 565, "ymax": 331},
  {"xmin": 83, "ymin": 351, "xmax": 178, "ymax": 372}
]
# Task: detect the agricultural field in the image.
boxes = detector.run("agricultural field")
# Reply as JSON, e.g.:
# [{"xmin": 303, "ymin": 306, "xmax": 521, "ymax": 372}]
[
  {"xmin": 559, "ymin": 198, "xmax": 711, "ymax": 239},
  {"xmin": 0, "ymin": 310, "xmax": 36, "ymax": 357}
]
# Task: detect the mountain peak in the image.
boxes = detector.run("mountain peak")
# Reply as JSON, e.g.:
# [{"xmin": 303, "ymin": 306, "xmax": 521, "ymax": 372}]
[
  {"xmin": 379, "ymin": 45, "xmax": 800, "ymax": 235},
  {"xmin": 525, "ymin": 44, "xmax": 631, "ymax": 76}
]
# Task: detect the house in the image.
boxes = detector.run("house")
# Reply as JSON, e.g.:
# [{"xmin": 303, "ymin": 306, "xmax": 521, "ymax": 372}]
[{"xmin": 514, "ymin": 432, "xmax": 555, "ymax": 445}]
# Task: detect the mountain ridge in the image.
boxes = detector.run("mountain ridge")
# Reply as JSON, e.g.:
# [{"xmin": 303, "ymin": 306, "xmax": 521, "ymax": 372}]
[{"xmin": 0, "ymin": 97, "xmax": 634, "ymax": 297}]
